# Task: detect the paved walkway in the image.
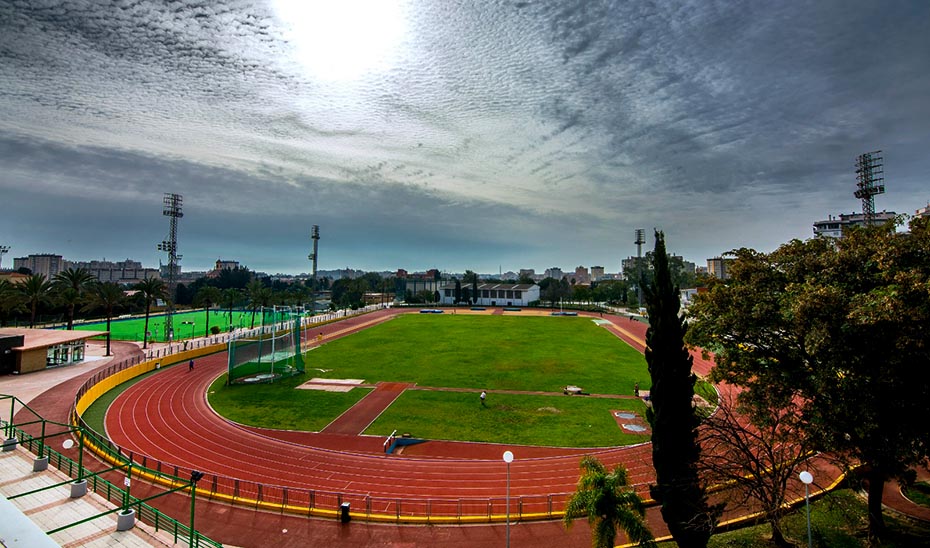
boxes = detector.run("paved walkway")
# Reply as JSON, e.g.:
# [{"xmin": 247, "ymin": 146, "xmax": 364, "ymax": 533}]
[{"xmin": 0, "ymin": 446, "xmax": 180, "ymax": 548}]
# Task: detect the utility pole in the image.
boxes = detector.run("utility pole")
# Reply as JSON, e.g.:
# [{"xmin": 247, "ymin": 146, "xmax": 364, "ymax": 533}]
[
  {"xmin": 634, "ymin": 228, "xmax": 645, "ymax": 309},
  {"xmin": 158, "ymin": 193, "xmax": 183, "ymax": 342},
  {"xmin": 308, "ymin": 225, "xmax": 320, "ymax": 316}
]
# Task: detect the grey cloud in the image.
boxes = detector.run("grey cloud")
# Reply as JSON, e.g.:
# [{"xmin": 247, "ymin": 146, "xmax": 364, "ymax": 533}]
[{"xmin": 1, "ymin": 0, "xmax": 929, "ymax": 272}]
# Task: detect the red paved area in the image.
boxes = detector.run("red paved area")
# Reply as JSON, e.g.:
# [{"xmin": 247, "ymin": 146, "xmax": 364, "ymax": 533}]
[{"xmin": 322, "ymin": 382, "xmax": 413, "ymax": 435}]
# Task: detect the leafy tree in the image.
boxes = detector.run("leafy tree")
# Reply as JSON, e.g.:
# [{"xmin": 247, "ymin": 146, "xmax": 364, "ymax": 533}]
[
  {"xmin": 472, "ymin": 277, "xmax": 479, "ymax": 305},
  {"xmin": 135, "ymin": 277, "xmax": 167, "ymax": 349},
  {"xmin": 221, "ymin": 288, "xmax": 242, "ymax": 330},
  {"xmin": 454, "ymin": 279, "xmax": 462, "ymax": 304},
  {"xmin": 564, "ymin": 456, "xmax": 656, "ymax": 548},
  {"xmin": 287, "ymin": 284, "xmax": 312, "ymax": 309},
  {"xmin": 83, "ymin": 282, "xmax": 126, "ymax": 356},
  {"xmin": 246, "ymin": 280, "xmax": 263, "ymax": 328},
  {"xmin": 593, "ymin": 280, "xmax": 629, "ymax": 305},
  {"xmin": 194, "ymin": 286, "xmax": 222, "ymax": 337},
  {"xmin": 174, "ymin": 282, "xmax": 193, "ymax": 305},
  {"xmin": 518, "ymin": 273, "xmax": 535, "ymax": 285},
  {"xmin": 246, "ymin": 280, "xmax": 273, "ymax": 328},
  {"xmin": 21, "ymin": 274, "xmax": 53, "ymax": 328},
  {"xmin": 331, "ymin": 278, "xmax": 367, "ymax": 309},
  {"xmin": 53, "ymin": 267, "xmax": 95, "ymax": 329},
  {"xmin": 687, "ymin": 217, "xmax": 930, "ymax": 541},
  {"xmin": 215, "ymin": 266, "xmax": 252, "ymax": 289},
  {"xmin": 573, "ymin": 284, "xmax": 592, "ymax": 304},
  {"xmin": 644, "ymin": 230, "xmax": 717, "ymax": 547},
  {"xmin": 0, "ymin": 279, "xmax": 26, "ymax": 326},
  {"xmin": 698, "ymin": 390, "xmax": 813, "ymax": 547}
]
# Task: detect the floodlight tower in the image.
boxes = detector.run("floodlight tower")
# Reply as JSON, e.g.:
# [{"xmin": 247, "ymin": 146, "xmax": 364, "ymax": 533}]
[
  {"xmin": 854, "ymin": 151, "xmax": 885, "ymax": 226},
  {"xmin": 634, "ymin": 228, "xmax": 646, "ymax": 309},
  {"xmin": 0, "ymin": 245, "xmax": 9, "ymax": 270},
  {"xmin": 158, "ymin": 193, "xmax": 183, "ymax": 342},
  {"xmin": 308, "ymin": 225, "xmax": 320, "ymax": 314}
]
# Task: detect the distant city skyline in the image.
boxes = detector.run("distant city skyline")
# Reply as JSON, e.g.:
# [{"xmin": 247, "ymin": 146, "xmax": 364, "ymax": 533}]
[{"xmin": 2, "ymin": 1, "xmax": 929, "ymax": 274}]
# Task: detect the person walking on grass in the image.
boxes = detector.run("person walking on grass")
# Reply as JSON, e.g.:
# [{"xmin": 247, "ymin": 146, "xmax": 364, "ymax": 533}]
[{"xmin": 480, "ymin": 391, "xmax": 487, "ymax": 406}]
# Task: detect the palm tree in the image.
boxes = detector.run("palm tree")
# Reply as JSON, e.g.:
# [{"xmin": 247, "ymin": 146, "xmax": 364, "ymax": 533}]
[
  {"xmin": 83, "ymin": 282, "xmax": 126, "ymax": 356},
  {"xmin": 0, "ymin": 279, "xmax": 27, "ymax": 326},
  {"xmin": 21, "ymin": 274, "xmax": 53, "ymax": 328},
  {"xmin": 194, "ymin": 286, "xmax": 222, "ymax": 337},
  {"xmin": 53, "ymin": 267, "xmax": 95, "ymax": 329},
  {"xmin": 135, "ymin": 277, "xmax": 167, "ymax": 349},
  {"xmin": 564, "ymin": 456, "xmax": 656, "ymax": 548},
  {"xmin": 221, "ymin": 288, "xmax": 242, "ymax": 331},
  {"xmin": 246, "ymin": 280, "xmax": 273, "ymax": 328}
]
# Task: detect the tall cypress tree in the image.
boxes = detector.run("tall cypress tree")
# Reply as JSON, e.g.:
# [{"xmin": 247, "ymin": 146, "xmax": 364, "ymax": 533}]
[{"xmin": 643, "ymin": 230, "xmax": 717, "ymax": 548}]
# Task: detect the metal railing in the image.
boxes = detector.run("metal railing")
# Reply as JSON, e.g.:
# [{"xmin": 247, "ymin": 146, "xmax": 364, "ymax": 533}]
[{"xmin": 1, "ymin": 415, "xmax": 221, "ymax": 547}]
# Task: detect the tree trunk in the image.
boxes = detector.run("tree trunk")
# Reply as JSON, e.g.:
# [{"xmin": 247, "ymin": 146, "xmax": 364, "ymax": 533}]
[
  {"xmin": 867, "ymin": 467, "xmax": 886, "ymax": 542},
  {"xmin": 105, "ymin": 315, "xmax": 112, "ymax": 356},
  {"xmin": 769, "ymin": 519, "xmax": 791, "ymax": 548},
  {"xmin": 142, "ymin": 306, "xmax": 151, "ymax": 349}
]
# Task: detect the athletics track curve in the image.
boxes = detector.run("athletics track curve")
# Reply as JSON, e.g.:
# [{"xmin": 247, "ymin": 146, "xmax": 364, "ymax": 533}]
[{"xmin": 103, "ymin": 309, "xmax": 717, "ymax": 513}]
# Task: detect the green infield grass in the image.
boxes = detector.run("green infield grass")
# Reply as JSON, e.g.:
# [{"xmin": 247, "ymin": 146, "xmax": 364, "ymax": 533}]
[
  {"xmin": 208, "ymin": 374, "xmax": 372, "ymax": 431},
  {"xmin": 73, "ymin": 309, "xmax": 274, "ymax": 342},
  {"xmin": 365, "ymin": 390, "xmax": 650, "ymax": 446},
  {"xmin": 305, "ymin": 315, "xmax": 650, "ymax": 394},
  {"xmin": 209, "ymin": 314, "xmax": 655, "ymax": 447}
]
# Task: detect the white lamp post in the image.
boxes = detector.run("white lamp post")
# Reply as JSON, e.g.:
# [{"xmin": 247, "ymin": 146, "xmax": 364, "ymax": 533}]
[
  {"xmin": 799, "ymin": 470, "xmax": 813, "ymax": 548},
  {"xmin": 503, "ymin": 450, "xmax": 514, "ymax": 548}
]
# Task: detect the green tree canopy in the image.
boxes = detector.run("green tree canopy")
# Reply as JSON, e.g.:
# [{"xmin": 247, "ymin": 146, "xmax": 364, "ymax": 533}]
[
  {"xmin": 644, "ymin": 230, "xmax": 717, "ymax": 547},
  {"xmin": 22, "ymin": 273, "xmax": 53, "ymax": 328},
  {"xmin": 53, "ymin": 267, "xmax": 95, "ymax": 329},
  {"xmin": 135, "ymin": 277, "xmax": 167, "ymax": 349},
  {"xmin": 687, "ymin": 217, "xmax": 930, "ymax": 541},
  {"xmin": 564, "ymin": 456, "xmax": 656, "ymax": 548},
  {"xmin": 83, "ymin": 282, "xmax": 126, "ymax": 356}
]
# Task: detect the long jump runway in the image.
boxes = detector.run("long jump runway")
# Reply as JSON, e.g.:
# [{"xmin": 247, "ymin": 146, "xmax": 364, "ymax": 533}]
[{"xmin": 103, "ymin": 310, "xmax": 693, "ymax": 508}]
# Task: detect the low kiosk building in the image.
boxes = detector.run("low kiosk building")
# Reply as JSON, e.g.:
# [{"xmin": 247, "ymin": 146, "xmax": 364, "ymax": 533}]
[{"xmin": 0, "ymin": 328, "xmax": 107, "ymax": 375}]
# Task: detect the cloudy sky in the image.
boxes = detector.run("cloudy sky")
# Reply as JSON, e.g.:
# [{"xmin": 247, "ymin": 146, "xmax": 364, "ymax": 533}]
[{"xmin": 1, "ymin": 1, "xmax": 928, "ymax": 275}]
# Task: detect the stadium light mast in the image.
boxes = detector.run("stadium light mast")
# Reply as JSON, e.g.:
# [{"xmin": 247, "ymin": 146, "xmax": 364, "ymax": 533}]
[
  {"xmin": 0, "ymin": 245, "xmax": 9, "ymax": 270},
  {"xmin": 308, "ymin": 225, "xmax": 320, "ymax": 315},
  {"xmin": 854, "ymin": 150, "xmax": 885, "ymax": 226},
  {"xmin": 158, "ymin": 193, "xmax": 183, "ymax": 342},
  {"xmin": 634, "ymin": 228, "xmax": 646, "ymax": 309}
]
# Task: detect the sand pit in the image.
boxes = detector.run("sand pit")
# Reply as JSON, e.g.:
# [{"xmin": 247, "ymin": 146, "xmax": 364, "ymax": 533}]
[{"xmin": 297, "ymin": 378, "xmax": 365, "ymax": 392}]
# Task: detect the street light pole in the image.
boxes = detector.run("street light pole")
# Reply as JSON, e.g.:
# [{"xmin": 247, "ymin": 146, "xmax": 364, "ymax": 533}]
[
  {"xmin": 799, "ymin": 470, "xmax": 813, "ymax": 548},
  {"xmin": 503, "ymin": 450, "xmax": 514, "ymax": 548},
  {"xmin": 189, "ymin": 470, "xmax": 205, "ymax": 548}
]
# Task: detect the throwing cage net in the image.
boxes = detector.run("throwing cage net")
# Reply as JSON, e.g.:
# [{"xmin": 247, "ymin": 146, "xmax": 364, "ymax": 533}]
[{"xmin": 227, "ymin": 307, "xmax": 304, "ymax": 384}]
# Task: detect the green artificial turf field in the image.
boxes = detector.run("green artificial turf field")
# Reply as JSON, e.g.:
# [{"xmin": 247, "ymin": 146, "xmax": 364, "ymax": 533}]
[
  {"xmin": 73, "ymin": 309, "xmax": 276, "ymax": 342},
  {"xmin": 209, "ymin": 314, "xmax": 654, "ymax": 447}
]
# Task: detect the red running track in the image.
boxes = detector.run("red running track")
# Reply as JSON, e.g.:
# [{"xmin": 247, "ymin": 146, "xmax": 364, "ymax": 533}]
[{"xmin": 104, "ymin": 310, "xmax": 710, "ymax": 512}]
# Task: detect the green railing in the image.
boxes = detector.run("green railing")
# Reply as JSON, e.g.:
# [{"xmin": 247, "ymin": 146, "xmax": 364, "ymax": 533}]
[{"xmin": 1, "ymin": 407, "xmax": 222, "ymax": 548}]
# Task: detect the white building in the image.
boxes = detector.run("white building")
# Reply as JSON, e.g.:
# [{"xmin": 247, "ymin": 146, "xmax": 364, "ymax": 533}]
[
  {"xmin": 439, "ymin": 283, "xmax": 540, "ymax": 307},
  {"xmin": 812, "ymin": 210, "xmax": 897, "ymax": 238}
]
